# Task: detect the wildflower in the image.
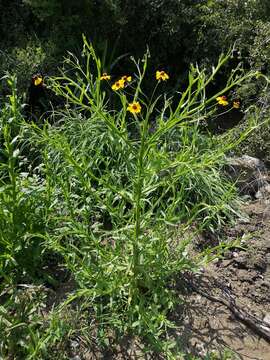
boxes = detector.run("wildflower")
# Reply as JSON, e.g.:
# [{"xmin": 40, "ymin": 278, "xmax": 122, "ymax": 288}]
[
  {"xmin": 127, "ymin": 101, "xmax": 141, "ymax": 114},
  {"xmin": 233, "ymin": 100, "xmax": 241, "ymax": 109},
  {"xmin": 112, "ymin": 79, "xmax": 125, "ymax": 91},
  {"xmin": 156, "ymin": 70, "xmax": 169, "ymax": 81},
  {"xmin": 100, "ymin": 73, "xmax": 111, "ymax": 80},
  {"xmin": 216, "ymin": 95, "xmax": 228, "ymax": 106},
  {"xmin": 34, "ymin": 75, "xmax": 43, "ymax": 86},
  {"xmin": 121, "ymin": 75, "xmax": 132, "ymax": 82}
]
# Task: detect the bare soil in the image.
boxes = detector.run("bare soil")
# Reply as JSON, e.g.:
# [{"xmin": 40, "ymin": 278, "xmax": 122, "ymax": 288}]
[{"xmin": 176, "ymin": 199, "xmax": 270, "ymax": 359}]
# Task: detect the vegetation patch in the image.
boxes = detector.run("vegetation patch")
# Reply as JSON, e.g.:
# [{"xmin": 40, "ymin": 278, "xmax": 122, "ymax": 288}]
[{"xmin": 0, "ymin": 35, "xmax": 266, "ymax": 358}]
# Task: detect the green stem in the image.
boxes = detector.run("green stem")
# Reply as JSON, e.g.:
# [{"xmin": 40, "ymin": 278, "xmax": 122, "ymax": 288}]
[{"xmin": 133, "ymin": 112, "xmax": 149, "ymax": 277}]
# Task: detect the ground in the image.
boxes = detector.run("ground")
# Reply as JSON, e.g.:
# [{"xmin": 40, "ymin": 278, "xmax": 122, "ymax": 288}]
[{"xmin": 177, "ymin": 198, "xmax": 270, "ymax": 359}]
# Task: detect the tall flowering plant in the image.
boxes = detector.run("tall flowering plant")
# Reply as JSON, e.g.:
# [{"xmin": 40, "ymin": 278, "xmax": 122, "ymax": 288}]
[{"xmin": 45, "ymin": 36, "xmax": 263, "ymax": 355}]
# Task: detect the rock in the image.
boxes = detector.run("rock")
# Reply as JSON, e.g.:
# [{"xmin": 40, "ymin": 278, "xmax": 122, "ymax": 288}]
[
  {"xmin": 233, "ymin": 252, "xmax": 248, "ymax": 269},
  {"xmin": 225, "ymin": 155, "xmax": 269, "ymax": 196},
  {"xmin": 238, "ymin": 217, "xmax": 251, "ymax": 224},
  {"xmin": 219, "ymin": 259, "xmax": 233, "ymax": 268},
  {"xmin": 253, "ymin": 256, "xmax": 267, "ymax": 272},
  {"xmin": 70, "ymin": 340, "xmax": 80, "ymax": 349},
  {"xmin": 228, "ymin": 155, "xmax": 265, "ymax": 170},
  {"xmin": 261, "ymin": 280, "xmax": 270, "ymax": 288},
  {"xmin": 255, "ymin": 184, "xmax": 270, "ymax": 199},
  {"xmin": 263, "ymin": 314, "xmax": 270, "ymax": 330}
]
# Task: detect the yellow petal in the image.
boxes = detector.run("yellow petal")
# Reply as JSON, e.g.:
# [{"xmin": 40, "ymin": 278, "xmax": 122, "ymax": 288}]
[{"xmin": 34, "ymin": 77, "xmax": 43, "ymax": 86}]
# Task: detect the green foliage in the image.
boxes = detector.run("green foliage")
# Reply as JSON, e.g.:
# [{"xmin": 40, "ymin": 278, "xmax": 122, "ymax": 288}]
[
  {"xmin": 0, "ymin": 0, "xmax": 32, "ymax": 48},
  {"xmin": 194, "ymin": 1, "xmax": 270, "ymax": 89},
  {"xmin": 2, "ymin": 0, "xmax": 270, "ymax": 109},
  {"xmin": 17, "ymin": 0, "xmax": 270, "ymax": 76},
  {"xmin": 249, "ymin": 20, "xmax": 270, "ymax": 71},
  {"xmin": 0, "ymin": 76, "xmax": 48, "ymax": 284},
  {"xmin": 235, "ymin": 104, "xmax": 270, "ymax": 165},
  {"xmin": 0, "ymin": 41, "xmax": 49, "ymax": 94},
  {"xmin": 1, "ymin": 0, "xmax": 270, "ymax": 357},
  {"xmin": 0, "ymin": 40, "xmax": 261, "ymax": 358},
  {"xmin": 0, "ymin": 286, "xmax": 46, "ymax": 359},
  {"xmin": 38, "ymin": 41, "xmax": 258, "ymax": 352},
  {"xmin": 21, "ymin": 0, "xmax": 126, "ymax": 59}
]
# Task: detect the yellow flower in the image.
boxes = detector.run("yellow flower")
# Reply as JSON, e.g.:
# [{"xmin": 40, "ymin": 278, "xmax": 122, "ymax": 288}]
[
  {"xmin": 127, "ymin": 101, "xmax": 141, "ymax": 114},
  {"xmin": 216, "ymin": 95, "xmax": 228, "ymax": 106},
  {"xmin": 34, "ymin": 76, "xmax": 43, "ymax": 86},
  {"xmin": 233, "ymin": 100, "xmax": 240, "ymax": 109},
  {"xmin": 121, "ymin": 75, "xmax": 132, "ymax": 82},
  {"xmin": 156, "ymin": 70, "xmax": 169, "ymax": 81},
  {"xmin": 100, "ymin": 73, "xmax": 111, "ymax": 80},
  {"xmin": 216, "ymin": 96, "xmax": 226, "ymax": 101},
  {"xmin": 112, "ymin": 79, "xmax": 125, "ymax": 91}
]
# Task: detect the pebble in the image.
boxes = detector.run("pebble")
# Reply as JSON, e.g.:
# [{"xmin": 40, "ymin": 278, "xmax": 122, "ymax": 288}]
[
  {"xmin": 263, "ymin": 313, "xmax": 270, "ymax": 326},
  {"xmin": 253, "ymin": 257, "xmax": 267, "ymax": 272},
  {"xmin": 70, "ymin": 340, "xmax": 80, "ymax": 349}
]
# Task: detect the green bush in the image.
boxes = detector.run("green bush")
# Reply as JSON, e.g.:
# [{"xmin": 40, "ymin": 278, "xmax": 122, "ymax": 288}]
[
  {"xmin": 235, "ymin": 104, "xmax": 270, "ymax": 165},
  {"xmin": 0, "ymin": 42, "xmax": 46, "ymax": 94},
  {"xmin": 0, "ymin": 40, "xmax": 261, "ymax": 357},
  {"xmin": 2, "ymin": 1, "xmax": 270, "ymax": 102},
  {"xmin": 32, "ymin": 40, "xmax": 258, "ymax": 353}
]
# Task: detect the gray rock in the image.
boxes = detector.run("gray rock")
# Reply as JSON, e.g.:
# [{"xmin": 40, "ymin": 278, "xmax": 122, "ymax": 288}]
[
  {"xmin": 255, "ymin": 184, "xmax": 270, "ymax": 199},
  {"xmin": 70, "ymin": 340, "xmax": 80, "ymax": 349},
  {"xmin": 261, "ymin": 280, "xmax": 270, "ymax": 288},
  {"xmin": 253, "ymin": 256, "xmax": 267, "ymax": 272},
  {"xmin": 233, "ymin": 252, "xmax": 248, "ymax": 269},
  {"xmin": 225, "ymin": 155, "xmax": 269, "ymax": 196},
  {"xmin": 263, "ymin": 313, "xmax": 270, "ymax": 325}
]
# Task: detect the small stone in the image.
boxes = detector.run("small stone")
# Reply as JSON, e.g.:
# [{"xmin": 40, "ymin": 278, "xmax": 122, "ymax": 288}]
[
  {"xmin": 70, "ymin": 340, "xmax": 80, "ymax": 349},
  {"xmin": 263, "ymin": 314, "xmax": 270, "ymax": 325},
  {"xmin": 253, "ymin": 257, "xmax": 267, "ymax": 272},
  {"xmin": 219, "ymin": 259, "xmax": 233, "ymax": 268},
  {"xmin": 233, "ymin": 255, "xmax": 248, "ymax": 269},
  {"xmin": 255, "ymin": 184, "xmax": 270, "ymax": 199},
  {"xmin": 238, "ymin": 217, "xmax": 251, "ymax": 224},
  {"xmin": 261, "ymin": 280, "xmax": 270, "ymax": 288}
]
